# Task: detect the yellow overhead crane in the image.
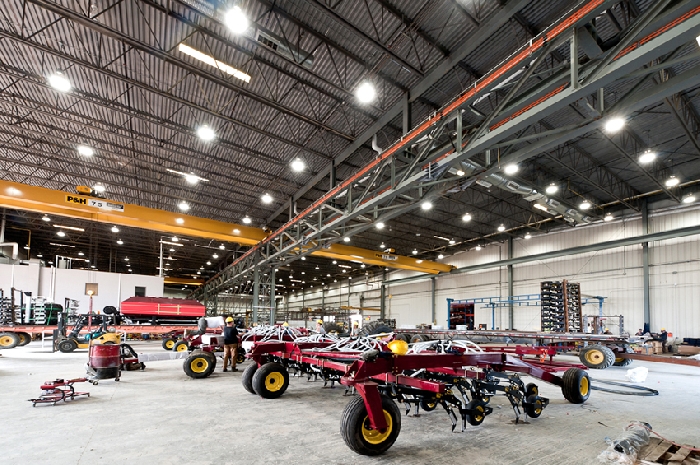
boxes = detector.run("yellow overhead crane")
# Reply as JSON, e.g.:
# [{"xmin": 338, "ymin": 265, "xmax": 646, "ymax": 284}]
[{"xmin": 0, "ymin": 180, "xmax": 453, "ymax": 275}]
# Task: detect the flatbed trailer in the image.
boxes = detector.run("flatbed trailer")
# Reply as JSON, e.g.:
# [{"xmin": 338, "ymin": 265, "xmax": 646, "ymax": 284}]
[
  {"xmin": 0, "ymin": 324, "xmax": 201, "ymax": 349},
  {"xmin": 242, "ymin": 338, "xmax": 592, "ymax": 455}
]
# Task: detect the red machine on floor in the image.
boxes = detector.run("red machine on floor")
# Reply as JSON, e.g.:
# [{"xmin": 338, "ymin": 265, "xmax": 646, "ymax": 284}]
[
  {"xmin": 118, "ymin": 297, "xmax": 205, "ymax": 324},
  {"xmin": 28, "ymin": 378, "xmax": 92, "ymax": 407}
]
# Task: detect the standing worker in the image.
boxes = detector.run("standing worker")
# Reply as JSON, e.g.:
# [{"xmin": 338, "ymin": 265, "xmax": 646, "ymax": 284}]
[
  {"xmin": 659, "ymin": 328, "xmax": 669, "ymax": 353},
  {"xmin": 315, "ymin": 320, "xmax": 326, "ymax": 334},
  {"xmin": 223, "ymin": 317, "xmax": 239, "ymax": 372}
]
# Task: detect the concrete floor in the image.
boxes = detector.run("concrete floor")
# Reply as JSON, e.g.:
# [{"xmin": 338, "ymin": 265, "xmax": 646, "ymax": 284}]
[{"xmin": 1, "ymin": 341, "xmax": 699, "ymax": 465}]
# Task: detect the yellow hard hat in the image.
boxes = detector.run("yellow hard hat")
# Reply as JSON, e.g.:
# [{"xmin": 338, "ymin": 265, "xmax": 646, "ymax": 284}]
[
  {"xmin": 282, "ymin": 322, "xmax": 289, "ymax": 327},
  {"xmin": 226, "ymin": 317, "xmax": 234, "ymax": 323},
  {"xmin": 387, "ymin": 339, "xmax": 408, "ymax": 356},
  {"xmin": 661, "ymin": 328, "xmax": 666, "ymax": 331},
  {"xmin": 353, "ymin": 322, "xmax": 359, "ymax": 326},
  {"xmin": 317, "ymin": 320, "xmax": 323, "ymax": 324}
]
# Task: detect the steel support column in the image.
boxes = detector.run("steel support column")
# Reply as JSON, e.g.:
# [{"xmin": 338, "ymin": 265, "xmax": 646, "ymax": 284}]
[
  {"xmin": 642, "ymin": 199, "xmax": 651, "ymax": 327},
  {"xmin": 270, "ymin": 267, "xmax": 276, "ymax": 324},
  {"xmin": 380, "ymin": 270, "xmax": 387, "ymax": 320},
  {"xmin": 431, "ymin": 277, "xmax": 436, "ymax": 325},
  {"xmin": 252, "ymin": 266, "xmax": 260, "ymax": 325},
  {"xmin": 507, "ymin": 237, "xmax": 514, "ymax": 330}
]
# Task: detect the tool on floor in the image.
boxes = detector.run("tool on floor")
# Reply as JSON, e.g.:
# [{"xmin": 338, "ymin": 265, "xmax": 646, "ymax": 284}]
[{"xmin": 28, "ymin": 377, "xmax": 93, "ymax": 407}]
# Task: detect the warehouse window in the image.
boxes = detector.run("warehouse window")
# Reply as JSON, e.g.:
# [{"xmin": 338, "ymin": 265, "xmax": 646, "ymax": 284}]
[{"xmin": 134, "ymin": 287, "xmax": 146, "ymax": 297}]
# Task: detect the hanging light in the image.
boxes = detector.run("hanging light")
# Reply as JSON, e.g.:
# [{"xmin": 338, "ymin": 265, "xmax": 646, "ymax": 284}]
[
  {"xmin": 343, "ymin": 237, "xmax": 350, "ymax": 242},
  {"xmin": 462, "ymin": 213, "xmax": 472, "ymax": 222},
  {"xmin": 196, "ymin": 125, "xmax": 216, "ymax": 141},
  {"xmin": 579, "ymin": 200, "xmax": 592, "ymax": 210},
  {"xmin": 42, "ymin": 215, "xmax": 51, "ymax": 222},
  {"xmin": 242, "ymin": 216, "xmax": 252, "ymax": 224},
  {"xmin": 375, "ymin": 222, "xmax": 385, "ymax": 230},
  {"xmin": 116, "ymin": 239, "xmax": 124, "ymax": 245},
  {"xmin": 421, "ymin": 201, "xmax": 432, "ymax": 211},
  {"xmin": 224, "ymin": 6, "xmax": 249, "ymax": 34},
  {"xmin": 604, "ymin": 213, "xmax": 613, "ymax": 222},
  {"xmin": 503, "ymin": 163, "xmax": 518, "ymax": 175},
  {"xmin": 545, "ymin": 183, "xmax": 558, "ymax": 195},
  {"xmin": 604, "ymin": 117, "xmax": 625, "ymax": 133},
  {"xmin": 92, "ymin": 184, "xmax": 106, "ymax": 193},
  {"xmin": 475, "ymin": 245, "xmax": 482, "ymax": 251},
  {"xmin": 77, "ymin": 145, "xmax": 94, "ymax": 157},
  {"xmin": 290, "ymin": 158, "xmax": 305, "ymax": 172},
  {"xmin": 412, "ymin": 249, "xmax": 418, "ymax": 255},
  {"xmin": 665, "ymin": 176, "xmax": 680, "ymax": 187},
  {"xmin": 497, "ymin": 224, "xmax": 505, "ymax": 232},
  {"xmin": 178, "ymin": 201, "xmax": 190, "ymax": 211},
  {"xmin": 48, "ymin": 72, "xmax": 71, "ymax": 92},
  {"xmin": 261, "ymin": 193, "xmax": 273, "ymax": 204},
  {"xmin": 525, "ymin": 233, "xmax": 531, "ymax": 240},
  {"xmin": 683, "ymin": 194, "xmax": 696, "ymax": 204},
  {"xmin": 356, "ymin": 81, "xmax": 376, "ymax": 103},
  {"xmin": 56, "ymin": 231, "xmax": 66, "ymax": 237},
  {"xmin": 639, "ymin": 149, "xmax": 656, "ymax": 164},
  {"xmin": 438, "ymin": 254, "xmax": 444, "ymax": 259}
]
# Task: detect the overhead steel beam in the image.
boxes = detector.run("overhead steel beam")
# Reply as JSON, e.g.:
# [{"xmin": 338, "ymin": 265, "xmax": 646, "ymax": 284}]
[
  {"xmin": 266, "ymin": 0, "xmax": 532, "ymax": 224},
  {"xmin": 387, "ymin": 220, "xmax": 700, "ymax": 286}
]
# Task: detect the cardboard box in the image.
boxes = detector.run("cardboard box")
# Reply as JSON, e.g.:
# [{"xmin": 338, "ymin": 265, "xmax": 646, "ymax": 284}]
[{"xmin": 678, "ymin": 345, "xmax": 700, "ymax": 356}]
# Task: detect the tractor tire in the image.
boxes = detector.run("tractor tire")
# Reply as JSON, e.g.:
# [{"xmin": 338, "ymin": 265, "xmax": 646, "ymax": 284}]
[
  {"xmin": 561, "ymin": 368, "xmax": 591, "ymax": 404},
  {"xmin": 252, "ymin": 362, "xmax": 289, "ymax": 399},
  {"xmin": 523, "ymin": 395, "xmax": 543, "ymax": 418},
  {"xmin": 525, "ymin": 382, "xmax": 539, "ymax": 397},
  {"xmin": 0, "ymin": 332, "xmax": 20, "ymax": 349},
  {"xmin": 172, "ymin": 340, "xmax": 190, "ymax": 353},
  {"xmin": 410, "ymin": 334, "xmax": 428, "ymax": 344},
  {"xmin": 183, "ymin": 351, "xmax": 216, "ymax": 379},
  {"xmin": 579, "ymin": 344, "xmax": 615, "ymax": 369},
  {"xmin": 242, "ymin": 363, "xmax": 258, "ymax": 394},
  {"xmin": 58, "ymin": 339, "xmax": 78, "ymax": 353},
  {"xmin": 162, "ymin": 338, "xmax": 176, "ymax": 351},
  {"xmin": 359, "ymin": 321, "xmax": 393, "ymax": 337},
  {"xmin": 419, "ymin": 398, "xmax": 438, "ymax": 412},
  {"xmin": 17, "ymin": 332, "xmax": 32, "ymax": 347},
  {"xmin": 613, "ymin": 347, "xmax": 634, "ymax": 367},
  {"xmin": 102, "ymin": 306, "xmax": 117, "ymax": 315},
  {"xmin": 324, "ymin": 322, "xmax": 344, "ymax": 335},
  {"xmin": 340, "ymin": 394, "xmax": 401, "ymax": 456},
  {"xmin": 466, "ymin": 400, "xmax": 488, "ymax": 426}
]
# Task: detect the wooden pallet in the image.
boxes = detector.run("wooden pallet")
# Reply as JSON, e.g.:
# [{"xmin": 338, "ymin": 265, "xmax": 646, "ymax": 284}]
[{"xmin": 637, "ymin": 437, "xmax": 700, "ymax": 464}]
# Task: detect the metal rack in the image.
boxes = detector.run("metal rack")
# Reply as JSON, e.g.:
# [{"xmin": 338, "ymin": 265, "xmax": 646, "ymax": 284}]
[{"xmin": 540, "ymin": 281, "xmax": 582, "ymax": 333}]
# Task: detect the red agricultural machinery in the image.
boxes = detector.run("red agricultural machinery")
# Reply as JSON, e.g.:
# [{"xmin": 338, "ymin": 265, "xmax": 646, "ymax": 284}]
[{"xmin": 239, "ymin": 335, "xmax": 591, "ymax": 456}]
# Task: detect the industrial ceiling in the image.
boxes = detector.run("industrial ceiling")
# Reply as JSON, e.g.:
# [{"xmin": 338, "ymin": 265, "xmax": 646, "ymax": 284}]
[{"xmin": 1, "ymin": 0, "xmax": 699, "ymax": 295}]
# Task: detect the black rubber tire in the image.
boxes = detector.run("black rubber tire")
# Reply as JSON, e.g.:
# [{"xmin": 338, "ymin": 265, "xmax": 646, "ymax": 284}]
[
  {"xmin": 236, "ymin": 347, "xmax": 246, "ymax": 364},
  {"xmin": 561, "ymin": 368, "xmax": 591, "ymax": 404},
  {"xmin": 324, "ymin": 322, "xmax": 344, "ymax": 335},
  {"xmin": 252, "ymin": 362, "xmax": 290, "ymax": 399},
  {"xmin": 466, "ymin": 400, "xmax": 488, "ymax": 426},
  {"xmin": 579, "ymin": 344, "xmax": 615, "ymax": 369},
  {"xmin": 95, "ymin": 367, "xmax": 120, "ymax": 379},
  {"xmin": 396, "ymin": 334, "xmax": 411, "ymax": 343},
  {"xmin": 183, "ymin": 351, "xmax": 217, "ymax": 379},
  {"xmin": 409, "ymin": 334, "xmax": 428, "ymax": 344},
  {"xmin": 0, "ymin": 332, "xmax": 20, "ymax": 349},
  {"xmin": 340, "ymin": 394, "xmax": 401, "ymax": 456},
  {"xmin": 419, "ymin": 398, "xmax": 438, "ymax": 412},
  {"xmin": 172, "ymin": 340, "xmax": 190, "ymax": 353},
  {"xmin": 242, "ymin": 363, "xmax": 258, "ymax": 394},
  {"xmin": 359, "ymin": 321, "xmax": 393, "ymax": 337},
  {"xmin": 58, "ymin": 339, "xmax": 78, "ymax": 353},
  {"xmin": 525, "ymin": 382, "xmax": 539, "ymax": 397},
  {"xmin": 613, "ymin": 347, "xmax": 634, "ymax": 367},
  {"xmin": 17, "ymin": 332, "xmax": 32, "ymax": 347},
  {"xmin": 102, "ymin": 306, "xmax": 117, "ymax": 315},
  {"xmin": 523, "ymin": 395, "xmax": 543, "ymax": 418},
  {"xmin": 162, "ymin": 338, "xmax": 176, "ymax": 351}
]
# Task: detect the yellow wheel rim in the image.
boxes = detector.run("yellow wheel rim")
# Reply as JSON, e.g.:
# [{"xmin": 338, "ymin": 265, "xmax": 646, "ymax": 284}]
[
  {"xmin": 175, "ymin": 343, "xmax": 188, "ymax": 352},
  {"xmin": 165, "ymin": 340, "xmax": 174, "ymax": 349},
  {"xmin": 0, "ymin": 335, "xmax": 13, "ymax": 346},
  {"xmin": 584, "ymin": 349, "xmax": 604, "ymax": 364},
  {"xmin": 580, "ymin": 376, "xmax": 589, "ymax": 396},
  {"xmin": 361, "ymin": 411, "xmax": 393, "ymax": 445},
  {"xmin": 534, "ymin": 400, "xmax": 542, "ymax": 415},
  {"xmin": 615, "ymin": 357, "xmax": 624, "ymax": 363},
  {"xmin": 426, "ymin": 402, "xmax": 436, "ymax": 409},
  {"xmin": 474, "ymin": 405, "xmax": 485, "ymax": 422},
  {"xmin": 265, "ymin": 372, "xmax": 285, "ymax": 392},
  {"xmin": 190, "ymin": 357, "xmax": 209, "ymax": 373}
]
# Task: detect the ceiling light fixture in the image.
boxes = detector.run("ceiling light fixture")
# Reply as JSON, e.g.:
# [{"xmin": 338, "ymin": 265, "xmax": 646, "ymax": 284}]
[
  {"xmin": 525, "ymin": 233, "xmax": 532, "ymax": 240},
  {"xmin": 503, "ymin": 163, "xmax": 519, "ymax": 175},
  {"xmin": 412, "ymin": 249, "xmax": 418, "ymax": 255},
  {"xmin": 116, "ymin": 239, "xmax": 123, "ymax": 245},
  {"xmin": 167, "ymin": 169, "xmax": 209, "ymax": 185},
  {"xmin": 497, "ymin": 224, "xmax": 505, "ymax": 232},
  {"xmin": 579, "ymin": 200, "xmax": 592, "ymax": 210},
  {"xmin": 356, "ymin": 81, "xmax": 376, "ymax": 103},
  {"xmin": 438, "ymin": 254, "xmax": 444, "ymax": 259},
  {"xmin": 462, "ymin": 213, "xmax": 472, "ymax": 222},
  {"xmin": 332, "ymin": 261, "xmax": 337, "ymax": 265},
  {"xmin": 219, "ymin": 244, "xmax": 225, "ymax": 250},
  {"xmin": 242, "ymin": 216, "xmax": 252, "ymax": 224},
  {"xmin": 475, "ymin": 245, "xmax": 482, "ymax": 251},
  {"xmin": 639, "ymin": 149, "xmax": 656, "ymax": 164},
  {"xmin": 171, "ymin": 236, "xmax": 178, "ymax": 242},
  {"xmin": 683, "ymin": 194, "xmax": 696, "ymax": 204},
  {"xmin": 233, "ymin": 229, "xmax": 240, "ymax": 234},
  {"xmin": 53, "ymin": 224, "xmax": 84, "ymax": 232},
  {"xmin": 261, "ymin": 193, "xmax": 273, "ymax": 204},
  {"xmin": 177, "ymin": 201, "xmax": 190, "ymax": 211},
  {"xmin": 604, "ymin": 117, "xmax": 625, "ymax": 133},
  {"xmin": 178, "ymin": 43, "xmax": 250, "ymax": 82},
  {"xmin": 456, "ymin": 170, "xmax": 465, "ymax": 176},
  {"xmin": 604, "ymin": 213, "xmax": 613, "ymax": 222},
  {"xmin": 290, "ymin": 158, "xmax": 305, "ymax": 172},
  {"xmin": 449, "ymin": 239, "xmax": 456, "ymax": 245},
  {"xmin": 175, "ymin": 218, "xmax": 184, "ymax": 224},
  {"xmin": 206, "ymin": 261, "xmax": 211, "ymax": 266},
  {"xmin": 48, "ymin": 72, "xmax": 71, "ymax": 92},
  {"xmin": 77, "ymin": 145, "xmax": 94, "ymax": 157},
  {"xmin": 224, "ymin": 6, "xmax": 249, "ymax": 34},
  {"xmin": 42, "ymin": 215, "xmax": 51, "ymax": 222},
  {"xmin": 545, "ymin": 183, "xmax": 558, "ymax": 195},
  {"xmin": 56, "ymin": 231, "xmax": 66, "ymax": 237},
  {"xmin": 92, "ymin": 184, "xmax": 106, "ymax": 193},
  {"xmin": 212, "ymin": 254, "xmax": 219, "ymax": 259},
  {"xmin": 78, "ymin": 252, "xmax": 84, "ymax": 256},
  {"xmin": 376, "ymin": 222, "xmax": 385, "ymax": 230},
  {"xmin": 196, "ymin": 125, "xmax": 216, "ymax": 142},
  {"xmin": 534, "ymin": 203, "xmax": 548, "ymax": 212},
  {"xmin": 665, "ymin": 175, "xmax": 680, "ymax": 187},
  {"xmin": 421, "ymin": 201, "xmax": 432, "ymax": 211},
  {"xmin": 343, "ymin": 236, "xmax": 350, "ymax": 242}
]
